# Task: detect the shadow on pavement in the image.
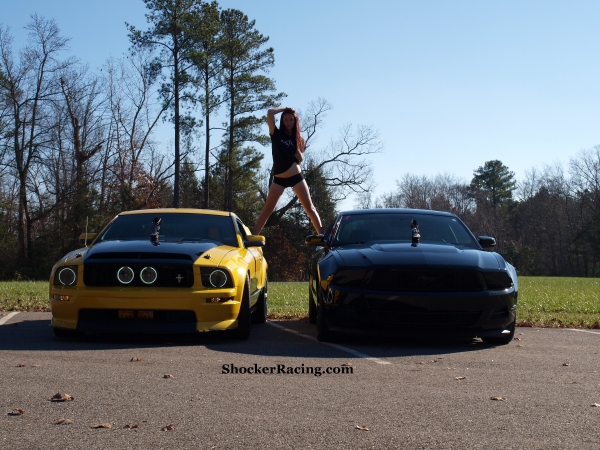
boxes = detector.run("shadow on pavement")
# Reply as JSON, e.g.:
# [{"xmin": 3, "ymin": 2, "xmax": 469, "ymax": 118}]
[{"xmin": 0, "ymin": 317, "xmax": 493, "ymax": 359}]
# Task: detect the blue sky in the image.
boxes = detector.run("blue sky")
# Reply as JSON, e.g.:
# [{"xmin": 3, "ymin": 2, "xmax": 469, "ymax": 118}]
[{"xmin": 4, "ymin": 0, "xmax": 600, "ymax": 209}]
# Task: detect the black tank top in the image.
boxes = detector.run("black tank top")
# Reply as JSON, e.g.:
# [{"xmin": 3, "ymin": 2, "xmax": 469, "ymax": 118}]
[{"xmin": 271, "ymin": 127, "xmax": 299, "ymax": 175}]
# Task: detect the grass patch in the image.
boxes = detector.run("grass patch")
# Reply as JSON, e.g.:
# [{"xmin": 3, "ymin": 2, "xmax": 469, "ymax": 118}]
[
  {"xmin": 2, "ymin": 277, "xmax": 599, "ymax": 328},
  {"xmin": 267, "ymin": 282, "xmax": 309, "ymax": 319},
  {"xmin": 0, "ymin": 281, "xmax": 49, "ymax": 312},
  {"xmin": 517, "ymin": 277, "xmax": 600, "ymax": 328}
]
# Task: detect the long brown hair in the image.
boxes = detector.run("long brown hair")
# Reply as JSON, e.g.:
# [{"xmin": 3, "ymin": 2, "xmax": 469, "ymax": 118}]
[{"xmin": 279, "ymin": 108, "xmax": 305, "ymax": 152}]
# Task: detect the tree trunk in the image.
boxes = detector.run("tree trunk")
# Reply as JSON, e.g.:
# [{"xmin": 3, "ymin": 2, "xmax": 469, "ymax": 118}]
[
  {"xmin": 204, "ymin": 70, "xmax": 210, "ymax": 209},
  {"xmin": 173, "ymin": 40, "xmax": 181, "ymax": 208}
]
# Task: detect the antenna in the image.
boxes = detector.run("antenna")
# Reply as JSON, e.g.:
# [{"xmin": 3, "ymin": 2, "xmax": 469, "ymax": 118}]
[{"xmin": 85, "ymin": 216, "xmax": 89, "ymax": 247}]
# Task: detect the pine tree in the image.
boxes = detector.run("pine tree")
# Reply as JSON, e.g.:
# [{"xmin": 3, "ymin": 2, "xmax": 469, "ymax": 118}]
[
  {"xmin": 470, "ymin": 160, "xmax": 516, "ymax": 210},
  {"xmin": 219, "ymin": 8, "xmax": 285, "ymax": 211},
  {"xmin": 127, "ymin": 0, "xmax": 201, "ymax": 207}
]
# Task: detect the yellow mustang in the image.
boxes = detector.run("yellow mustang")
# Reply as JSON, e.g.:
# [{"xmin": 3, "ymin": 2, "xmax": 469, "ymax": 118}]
[{"xmin": 49, "ymin": 209, "xmax": 267, "ymax": 339}]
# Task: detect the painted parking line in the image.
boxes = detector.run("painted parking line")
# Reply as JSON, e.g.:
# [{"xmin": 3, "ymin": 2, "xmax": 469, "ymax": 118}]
[
  {"xmin": 0, "ymin": 312, "xmax": 20, "ymax": 326},
  {"xmin": 267, "ymin": 321, "xmax": 392, "ymax": 365},
  {"xmin": 568, "ymin": 328, "xmax": 600, "ymax": 336}
]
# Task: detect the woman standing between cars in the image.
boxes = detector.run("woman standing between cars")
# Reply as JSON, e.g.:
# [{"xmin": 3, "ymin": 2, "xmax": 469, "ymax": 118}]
[{"xmin": 253, "ymin": 107, "xmax": 323, "ymax": 235}]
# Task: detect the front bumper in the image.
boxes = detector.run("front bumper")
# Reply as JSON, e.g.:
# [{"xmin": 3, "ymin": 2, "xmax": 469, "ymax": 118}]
[
  {"xmin": 322, "ymin": 284, "xmax": 517, "ymax": 338},
  {"xmin": 50, "ymin": 285, "xmax": 242, "ymax": 333}
]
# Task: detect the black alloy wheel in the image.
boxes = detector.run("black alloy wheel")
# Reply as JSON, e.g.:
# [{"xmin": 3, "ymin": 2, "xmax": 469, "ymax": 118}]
[
  {"xmin": 230, "ymin": 274, "xmax": 251, "ymax": 339},
  {"xmin": 316, "ymin": 284, "xmax": 334, "ymax": 342},
  {"xmin": 251, "ymin": 276, "xmax": 268, "ymax": 324}
]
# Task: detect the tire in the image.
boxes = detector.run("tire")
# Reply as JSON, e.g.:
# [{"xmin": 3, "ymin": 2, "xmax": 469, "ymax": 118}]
[
  {"xmin": 53, "ymin": 327, "xmax": 83, "ymax": 339},
  {"xmin": 251, "ymin": 276, "xmax": 268, "ymax": 324},
  {"xmin": 481, "ymin": 319, "xmax": 515, "ymax": 345},
  {"xmin": 308, "ymin": 276, "xmax": 317, "ymax": 324},
  {"xmin": 230, "ymin": 274, "xmax": 251, "ymax": 340},
  {"xmin": 316, "ymin": 285, "xmax": 334, "ymax": 342}
]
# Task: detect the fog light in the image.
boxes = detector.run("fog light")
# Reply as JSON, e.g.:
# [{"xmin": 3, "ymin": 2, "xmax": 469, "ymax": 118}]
[
  {"xmin": 53, "ymin": 295, "xmax": 70, "ymax": 301},
  {"xmin": 206, "ymin": 297, "xmax": 233, "ymax": 303}
]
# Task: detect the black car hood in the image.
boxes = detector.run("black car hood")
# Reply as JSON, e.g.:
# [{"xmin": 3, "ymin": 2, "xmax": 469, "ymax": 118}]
[
  {"xmin": 333, "ymin": 242, "xmax": 501, "ymax": 271},
  {"xmin": 84, "ymin": 240, "xmax": 219, "ymax": 263}
]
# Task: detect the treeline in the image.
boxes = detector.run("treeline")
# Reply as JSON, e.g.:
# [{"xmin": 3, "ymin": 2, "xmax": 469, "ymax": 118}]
[
  {"xmin": 2, "ymin": 2, "xmax": 597, "ymax": 281},
  {"xmin": 368, "ymin": 153, "xmax": 600, "ymax": 277},
  {"xmin": 0, "ymin": 2, "xmax": 380, "ymax": 280}
]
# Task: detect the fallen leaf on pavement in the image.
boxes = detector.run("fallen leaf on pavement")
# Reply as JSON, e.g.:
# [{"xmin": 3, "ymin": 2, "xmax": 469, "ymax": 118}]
[
  {"xmin": 562, "ymin": 363, "xmax": 570, "ymax": 366},
  {"xmin": 123, "ymin": 424, "xmax": 139, "ymax": 429},
  {"xmin": 446, "ymin": 367, "xmax": 455, "ymax": 370},
  {"xmin": 513, "ymin": 337, "xmax": 521, "ymax": 341},
  {"xmin": 31, "ymin": 364, "xmax": 41, "ymax": 368},
  {"xmin": 455, "ymin": 376, "xmax": 466, "ymax": 380},
  {"xmin": 355, "ymin": 425, "xmax": 370, "ymax": 431},
  {"xmin": 91, "ymin": 423, "xmax": 112, "ymax": 429},
  {"xmin": 130, "ymin": 357, "xmax": 142, "ymax": 362},
  {"xmin": 490, "ymin": 396, "xmax": 505, "ymax": 401},
  {"xmin": 15, "ymin": 364, "xmax": 25, "ymax": 367},
  {"xmin": 341, "ymin": 363, "xmax": 352, "ymax": 367},
  {"xmin": 163, "ymin": 374, "xmax": 174, "ymax": 378},
  {"xmin": 162, "ymin": 424, "xmax": 175, "ymax": 431},
  {"xmin": 50, "ymin": 393, "xmax": 74, "ymax": 402},
  {"xmin": 417, "ymin": 361, "xmax": 425, "ymax": 365},
  {"xmin": 55, "ymin": 418, "xmax": 74, "ymax": 425},
  {"xmin": 8, "ymin": 409, "xmax": 24, "ymax": 416},
  {"xmin": 591, "ymin": 403, "xmax": 600, "ymax": 407}
]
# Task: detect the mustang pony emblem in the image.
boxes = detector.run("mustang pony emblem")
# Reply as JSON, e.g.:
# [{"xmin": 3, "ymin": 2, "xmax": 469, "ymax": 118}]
[{"xmin": 176, "ymin": 274, "xmax": 184, "ymax": 283}]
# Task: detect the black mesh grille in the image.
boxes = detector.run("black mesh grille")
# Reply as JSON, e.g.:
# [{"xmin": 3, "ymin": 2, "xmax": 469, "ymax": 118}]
[
  {"xmin": 369, "ymin": 310, "xmax": 481, "ymax": 327},
  {"xmin": 84, "ymin": 264, "xmax": 194, "ymax": 287},
  {"xmin": 363, "ymin": 269, "xmax": 484, "ymax": 292}
]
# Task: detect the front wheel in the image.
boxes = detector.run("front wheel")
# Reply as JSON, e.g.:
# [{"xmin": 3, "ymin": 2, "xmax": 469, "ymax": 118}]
[
  {"xmin": 316, "ymin": 285, "xmax": 334, "ymax": 342},
  {"xmin": 251, "ymin": 276, "xmax": 268, "ymax": 324},
  {"xmin": 230, "ymin": 275, "xmax": 251, "ymax": 339}
]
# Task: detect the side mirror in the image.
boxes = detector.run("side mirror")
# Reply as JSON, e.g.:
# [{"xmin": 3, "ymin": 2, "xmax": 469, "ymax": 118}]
[
  {"xmin": 244, "ymin": 235, "xmax": 265, "ymax": 247},
  {"xmin": 478, "ymin": 236, "xmax": 496, "ymax": 248},
  {"xmin": 305, "ymin": 234, "xmax": 325, "ymax": 246},
  {"xmin": 79, "ymin": 233, "xmax": 97, "ymax": 246}
]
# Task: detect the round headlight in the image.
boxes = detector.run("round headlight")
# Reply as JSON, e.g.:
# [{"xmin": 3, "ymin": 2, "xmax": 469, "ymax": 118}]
[
  {"xmin": 117, "ymin": 266, "xmax": 135, "ymax": 284},
  {"xmin": 58, "ymin": 267, "xmax": 77, "ymax": 286},
  {"xmin": 209, "ymin": 270, "xmax": 228, "ymax": 288},
  {"xmin": 140, "ymin": 266, "xmax": 158, "ymax": 285}
]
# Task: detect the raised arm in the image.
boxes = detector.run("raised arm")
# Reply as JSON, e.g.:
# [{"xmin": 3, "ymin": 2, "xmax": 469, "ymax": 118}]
[{"xmin": 267, "ymin": 107, "xmax": 289, "ymax": 135}]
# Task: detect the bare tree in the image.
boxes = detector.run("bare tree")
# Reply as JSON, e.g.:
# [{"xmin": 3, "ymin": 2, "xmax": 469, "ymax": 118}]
[
  {"xmin": 103, "ymin": 52, "xmax": 169, "ymax": 212},
  {"xmin": 0, "ymin": 16, "xmax": 70, "ymax": 263}
]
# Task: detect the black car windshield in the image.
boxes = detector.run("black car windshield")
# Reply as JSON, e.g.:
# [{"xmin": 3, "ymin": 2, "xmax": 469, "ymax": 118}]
[
  {"xmin": 98, "ymin": 214, "xmax": 238, "ymax": 247},
  {"xmin": 332, "ymin": 213, "xmax": 479, "ymax": 249}
]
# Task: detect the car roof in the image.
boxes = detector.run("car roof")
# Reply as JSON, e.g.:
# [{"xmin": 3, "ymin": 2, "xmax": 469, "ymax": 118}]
[
  {"xmin": 338, "ymin": 208, "xmax": 455, "ymax": 217},
  {"xmin": 119, "ymin": 208, "xmax": 232, "ymax": 218}
]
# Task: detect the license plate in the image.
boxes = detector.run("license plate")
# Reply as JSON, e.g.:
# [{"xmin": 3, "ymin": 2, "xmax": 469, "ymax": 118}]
[
  {"xmin": 137, "ymin": 310, "xmax": 154, "ymax": 319},
  {"xmin": 118, "ymin": 310, "xmax": 134, "ymax": 319}
]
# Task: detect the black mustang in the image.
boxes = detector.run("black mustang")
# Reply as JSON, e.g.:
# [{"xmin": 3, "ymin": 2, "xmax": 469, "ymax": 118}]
[{"xmin": 305, "ymin": 209, "xmax": 518, "ymax": 344}]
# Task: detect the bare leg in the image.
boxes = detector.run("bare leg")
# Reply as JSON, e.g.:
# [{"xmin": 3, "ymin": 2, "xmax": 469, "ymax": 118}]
[
  {"xmin": 293, "ymin": 180, "xmax": 323, "ymax": 234},
  {"xmin": 253, "ymin": 182, "xmax": 286, "ymax": 235}
]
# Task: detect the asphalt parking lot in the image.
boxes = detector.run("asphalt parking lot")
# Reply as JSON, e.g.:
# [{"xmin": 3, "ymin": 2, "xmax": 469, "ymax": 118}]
[{"xmin": 1, "ymin": 312, "xmax": 600, "ymax": 449}]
